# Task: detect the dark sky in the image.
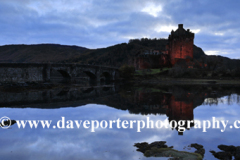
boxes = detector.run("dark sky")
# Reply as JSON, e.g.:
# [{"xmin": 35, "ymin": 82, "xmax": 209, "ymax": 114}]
[{"xmin": 0, "ymin": 0, "xmax": 239, "ymax": 59}]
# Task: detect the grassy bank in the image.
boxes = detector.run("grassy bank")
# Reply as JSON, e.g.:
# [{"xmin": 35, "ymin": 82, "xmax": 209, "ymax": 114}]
[{"xmin": 130, "ymin": 68, "xmax": 240, "ymax": 85}]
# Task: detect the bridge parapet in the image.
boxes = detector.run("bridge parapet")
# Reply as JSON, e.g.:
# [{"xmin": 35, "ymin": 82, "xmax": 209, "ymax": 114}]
[{"xmin": 0, "ymin": 63, "xmax": 119, "ymax": 83}]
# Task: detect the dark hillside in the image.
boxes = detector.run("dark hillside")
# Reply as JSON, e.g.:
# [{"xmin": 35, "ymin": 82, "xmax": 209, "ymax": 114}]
[
  {"xmin": 0, "ymin": 44, "xmax": 88, "ymax": 63},
  {"xmin": 193, "ymin": 45, "xmax": 206, "ymax": 59},
  {"xmin": 63, "ymin": 38, "xmax": 206, "ymax": 67}
]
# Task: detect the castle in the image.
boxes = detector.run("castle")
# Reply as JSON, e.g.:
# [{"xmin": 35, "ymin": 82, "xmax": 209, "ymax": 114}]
[{"xmin": 134, "ymin": 24, "xmax": 194, "ymax": 70}]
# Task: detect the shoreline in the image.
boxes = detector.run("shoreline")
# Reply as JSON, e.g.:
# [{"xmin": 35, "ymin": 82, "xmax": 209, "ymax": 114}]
[
  {"xmin": 0, "ymin": 77, "xmax": 240, "ymax": 92},
  {"xmin": 131, "ymin": 77, "xmax": 240, "ymax": 85}
]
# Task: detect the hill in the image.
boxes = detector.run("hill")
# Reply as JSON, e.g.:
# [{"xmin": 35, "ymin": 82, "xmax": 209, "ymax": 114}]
[
  {"xmin": 63, "ymin": 38, "xmax": 206, "ymax": 67},
  {"xmin": 0, "ymin": 39, "xmax": 208, "ymax": 67},
  {"xmin": 0, "ymin": 44, "xmax": 88, "ymax": 63}
]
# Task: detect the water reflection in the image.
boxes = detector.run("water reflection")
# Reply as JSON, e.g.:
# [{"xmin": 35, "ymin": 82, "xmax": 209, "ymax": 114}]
[
  {"xmin": 1, "ymin": 85, "xmax": 240, "ymax": 159},
  {"xmin": 0, "ymin": 85, "xmax": 117, "ymax": 108},
  {"xmin": 2, "ymin": 85, "xmax": 240, "ymax": 134}
]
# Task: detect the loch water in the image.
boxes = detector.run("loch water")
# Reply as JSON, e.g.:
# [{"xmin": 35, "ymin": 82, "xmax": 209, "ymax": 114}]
[{"xmin": 1, "ymin": 84, "xmax": 240, "ymax": 159}]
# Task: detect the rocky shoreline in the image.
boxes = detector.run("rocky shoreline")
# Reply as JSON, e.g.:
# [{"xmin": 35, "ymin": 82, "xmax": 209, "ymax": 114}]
[
  {"xmin": 134, "ymin": 141, "xmax": 204, "ymax": 160},
  {"xmin": 134, "ymin": 141, "xmax": 240, "ymax": 160}
]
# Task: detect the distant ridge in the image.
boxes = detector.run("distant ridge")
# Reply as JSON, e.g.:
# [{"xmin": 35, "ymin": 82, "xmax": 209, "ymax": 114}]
[{"xmin": 0, "ymin": 44, "xmax": 88, "ymax": 63}]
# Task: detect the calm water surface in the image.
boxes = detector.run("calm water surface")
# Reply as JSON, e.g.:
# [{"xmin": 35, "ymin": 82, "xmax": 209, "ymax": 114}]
[{"xmin": 1, "ymin": 85, "xmax": 240, "ymax": 159}]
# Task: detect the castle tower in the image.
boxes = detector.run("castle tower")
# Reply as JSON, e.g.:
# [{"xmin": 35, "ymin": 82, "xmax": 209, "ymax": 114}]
[{"xmin": 168, "ymin": 24, "xmax": 194, "ymax": 65}]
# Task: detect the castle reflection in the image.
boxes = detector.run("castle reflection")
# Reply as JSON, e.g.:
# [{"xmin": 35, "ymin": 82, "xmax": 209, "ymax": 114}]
[
  {"xmin": 117, "ymin": 85, "xmax": 240, "ymax": 135},
  {"xmin": 131, "ymin": 89, "xmax": 195, "ymax": 135},
  {"xmin": 167, "ymin": 95, "xmax": 194, "ymax": 135}
]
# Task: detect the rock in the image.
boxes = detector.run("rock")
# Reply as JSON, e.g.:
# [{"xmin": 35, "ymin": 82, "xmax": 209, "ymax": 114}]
[
  {"xmin": 191, "ymin": 143, "xmax": 205, "ymax": 157},
  {"xmin": 134, "ymin": 141, "xmax": 168, "ymax": 153},
  {"xmin": 134, "ymin": 141, "xmax": 203, "ymax": 160},
  {"xmin": 218, "ymin": 145, "xmax": 236, "ymax": 154},
  {"xmin": 148, "ymin": 141, "xmax": 168, "ymax": 149},
  {"xmin": 210, "ymin": 151, "xmax": 232, "ymax": 160},
  {"xmin": 134, "ymin": 142, "xmax": 149, "ymax": 153},
  {"xmin": 210, "ymin": 144, "xmax": 240, "ymax": 159},
  {"xmin": 144, "ymin": 147, "xmax": 202, "ymax": 160},
  {"xmin": 195, "ymin": 148, "xmax": 205, "ymax": 157},
  {"xmin": 191, "ymin": 143, "xmax": 204, "ymax": 150},
  {"xmin": 0, "ymin": 120, "xmax": 16, "ymax": 128},
  {"xmin": 6, "ymin": 120, "xmax": 17, "ymax": 126}
]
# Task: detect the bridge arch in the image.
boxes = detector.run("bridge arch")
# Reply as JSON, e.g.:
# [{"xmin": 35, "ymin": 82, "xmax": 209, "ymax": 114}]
[
  {"xmin": 100, "ymin": 71, "xmax": 112, "ymax": 83},
  {"xmin": 57, "ymin": 70, "xmax": 71, "ymax": 78},
  {"xmin": 83, "ymin": 71, "xmax": 97, "ymax": 81},
  {"xmin": 50, "ymin": 69, "xmax": 71, "ymax": 83}
]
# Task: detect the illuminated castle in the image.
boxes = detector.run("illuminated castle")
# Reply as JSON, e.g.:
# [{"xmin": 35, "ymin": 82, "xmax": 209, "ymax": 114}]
[
  {"xmin": 134, "ymin": 24, "xmax": 195, "ymax": 69},
  {"xmin": 168, "ymin": 24, "xmax": 194, "ymax": 65}
]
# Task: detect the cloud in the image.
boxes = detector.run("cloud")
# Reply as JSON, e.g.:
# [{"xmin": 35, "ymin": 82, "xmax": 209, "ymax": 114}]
[
  {"xmin": 205, "ymin": 50, "xmax": 226, "ymax": 56},
  {"xmin": 0, "ymin": 0, "xmax": 240, "ymax": 58},
  {"xmin": 141, "ymin": 2, "xmax": 163, "ymax": 17}
]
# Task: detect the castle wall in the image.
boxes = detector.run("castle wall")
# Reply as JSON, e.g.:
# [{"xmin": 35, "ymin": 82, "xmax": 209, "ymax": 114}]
[
  {"xmin": 168, "ymin": 24, "xmax": 194, "ymax": 66},
  {"xmin": 134, "ymin": 54, "xmax": 170, "ymax": 70},
  {"xmin": 132, "ymin": 24, "xmax": 194, "ymax": 69},
  {"xmin": 138, "ymin": 57, "xmax": 150, "ymax": 70},
  {"xmin": 169, "ymin": 37, "xmax": 194, "ymax": 65}
]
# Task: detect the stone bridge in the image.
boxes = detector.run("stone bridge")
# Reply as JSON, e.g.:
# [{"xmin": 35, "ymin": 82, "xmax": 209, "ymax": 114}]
[{"xmin": 0, "ymin": 63, "xmax": 119, "ymax": 83}]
